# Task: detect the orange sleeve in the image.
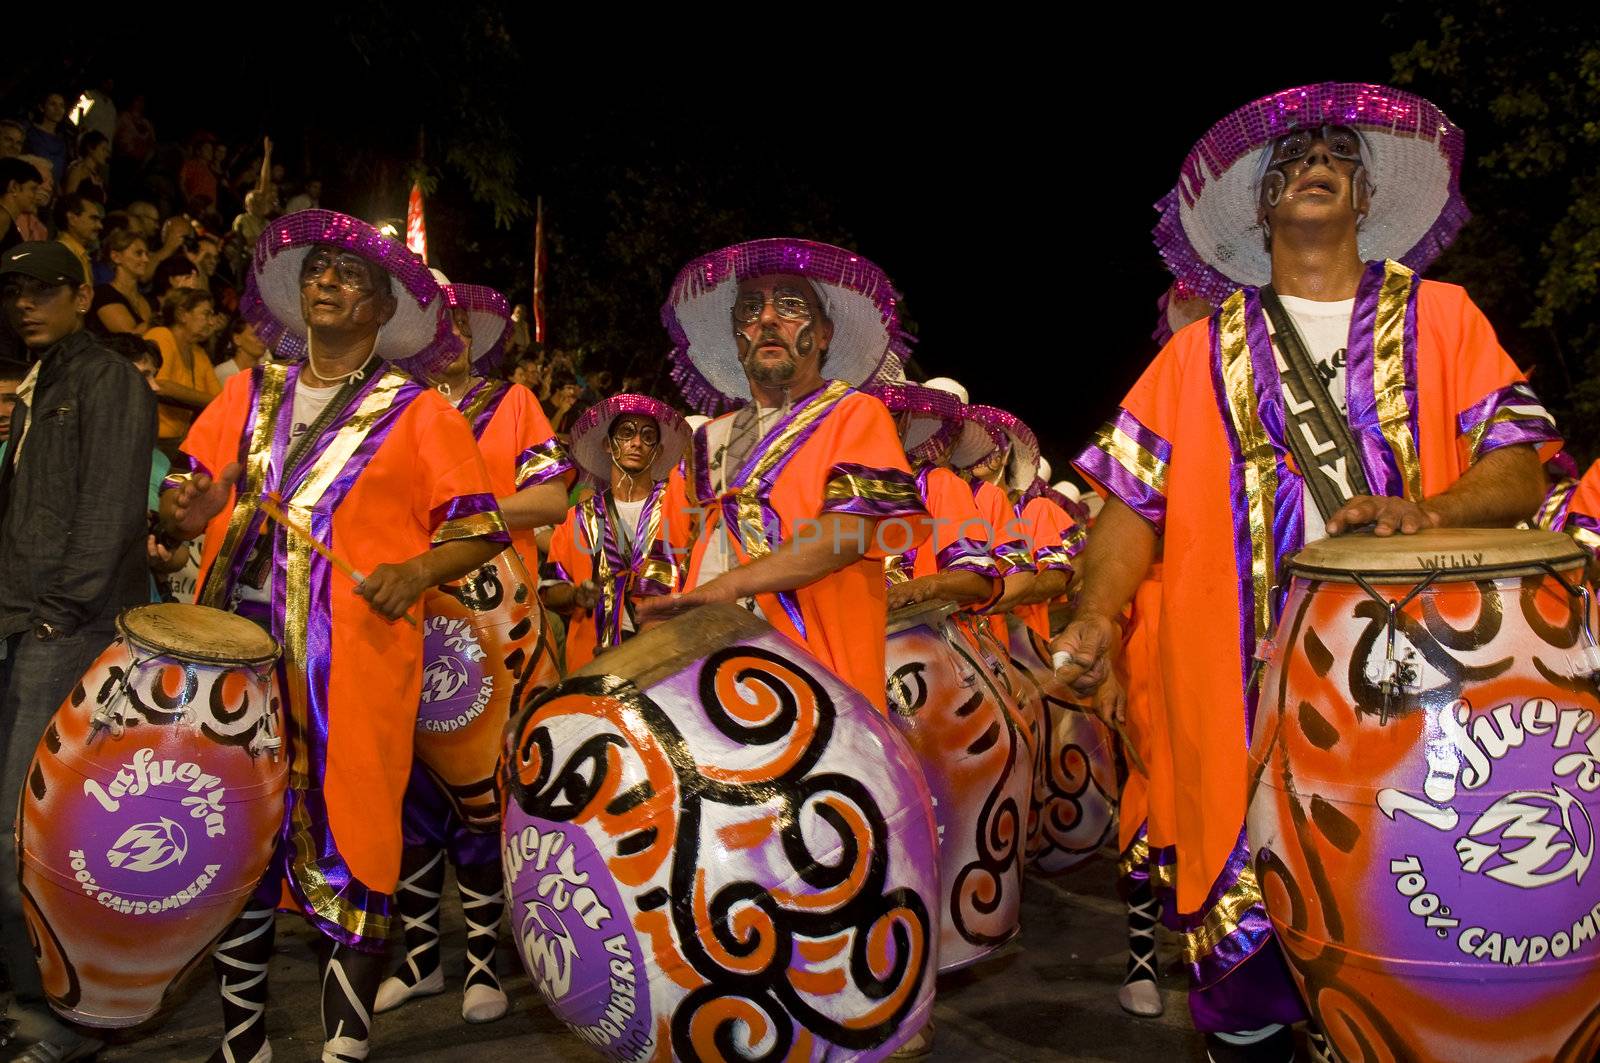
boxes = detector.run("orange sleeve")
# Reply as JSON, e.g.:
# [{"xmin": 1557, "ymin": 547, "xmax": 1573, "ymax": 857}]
[
  {"xmin": 542, "ymin": 508, "xmax": 586, "ymax": 587},
  {"xmin": 1072, "ymin": 323, "xmax": 1192, "ymax": 532},
  {"xmin": 170, "ymin": 366, "xmax": 253, "ymax": 489},
  {"xmin": 406, "ymin": 390, "xmax": 510, "ymax": 546},
  {"xmin": 505, "ymin": 384, "xmax": 576, "ymax": 490},
  {"xmin": 1565, "ymin": 460, "xmax": 1600, "ymax": 558},
  {"xmin": 1424, "ymin": 282, "xmax": 1562, "ymax": 468},
  {"xmin": 809, "ymin": 392, "xmax": 929, "ymax": 561}
]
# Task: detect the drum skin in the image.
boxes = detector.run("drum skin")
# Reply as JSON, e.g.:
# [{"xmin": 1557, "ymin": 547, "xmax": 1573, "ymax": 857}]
[
  {"xmin": 419, "ymin": 546, "xmax": 557, "ymax": 831},
  {"xmin": 885, "ymin": 604, "xmax": 1032, "ymax": 971},
  {"xmin": 17, "ymin": 615, "xmax": 285, "ymax": 1028},
  {"xmin": 1248, "ymin": 553, "xmax": 1600, "ymax": 1062},
  {"xmin": 1006, "ymin": 617, "xmax": 1117, "ymax": 873},
  {"xmin": 500, "ymin": 604, "xmax": 939, "ymax": 1062}
]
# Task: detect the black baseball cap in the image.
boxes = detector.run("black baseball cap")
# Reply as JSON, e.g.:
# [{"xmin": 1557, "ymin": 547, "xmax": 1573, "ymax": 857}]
[{"xmin": 0, "ymin": 242, "xmax": 89, "ymax": 287}]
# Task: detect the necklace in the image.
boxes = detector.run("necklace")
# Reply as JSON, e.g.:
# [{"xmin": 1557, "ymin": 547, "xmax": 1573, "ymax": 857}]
[{"xmin": 305, "ymin": 334, "xmax": 366, "ymax": 387}]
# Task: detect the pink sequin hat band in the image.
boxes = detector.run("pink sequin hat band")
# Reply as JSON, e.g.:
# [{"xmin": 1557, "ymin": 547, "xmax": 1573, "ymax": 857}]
[
  {"xmin": 442, "ymin": 283, "xmax": 512, "ymax": 368},
  {"xmin": 241, "ymin": 209, "xmax": 460, "ymax": 375},
  {"xmin": 1154, "ymin": 82, "xmax": 1468, "ymax": 304},
  {"xmin": 662, "ymin": 237, "xmax": 910, "ymax": 415},
  {"xmin": 868, "ymin": 382, "xmax": 963, "ymax": 465},
  {"xmin": 960, "ymin": 404, "xmax": 1040, "ymax": 492},
  {"xmin": 569, "ymin": 393, "xmax": 690, "ymax": 484}
]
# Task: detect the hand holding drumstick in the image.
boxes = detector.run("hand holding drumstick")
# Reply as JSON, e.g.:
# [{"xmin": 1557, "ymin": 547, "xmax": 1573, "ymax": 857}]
[{"xmin": 257, "ymin": 494, "xmax": 421, "ymax": 627}]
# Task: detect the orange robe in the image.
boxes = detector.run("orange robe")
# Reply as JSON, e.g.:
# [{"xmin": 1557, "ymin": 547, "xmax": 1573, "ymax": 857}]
[
  {"xmin": 1074, "ymin": 261, "xmax": 1561, "ymax": 1016},
  {"xmin": 544, "ymin": 480, "xmax": 692, "ymax": 671},
  {"xmin": 169, "ymin": 363, "xmax": 509, "ymax": 950},
  {"xmin": 885, "ymin": 465, "xmax": 1001, "ymax": 595},
  {"xmin": 687, "ymin": 381, "xmax": 928, "ymax": 712},
  {"xmin": 1114, "ymin": 565, "xmax": 1176, "ymax": 893},
  {"xmin": 969, "ymin": 477, "xmax": 1033, "ymax": 644},
  {"xmin": 457, "ymin": 378, "xmax": 573, "ymax": 569},
  {"xmin": 1014, "ymin": 493, "xmax": 1075, "ymax": 641},
  {"xmin": 1555, "ymin": 460, "xmax": 1600, "ymax": 554}
]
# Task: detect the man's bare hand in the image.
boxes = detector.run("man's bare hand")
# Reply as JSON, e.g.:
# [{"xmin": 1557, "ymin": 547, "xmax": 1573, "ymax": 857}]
[
  {"xmin": 1049, "ymin": 613, "xmax": 1121, "ymax": 697},
  {"xmin": 170, "ymin": 461, "xmax": 243, "ymax": 539},
  {"xmin": 355, "ymin": 560, "xmax": 429, "ymax": 622},
  {"xmin": 634, "ymin": 580, "xmax": 739, "ymax": 625},
  {"xmin": 887, "ymin": 579, "xmax": 931, "ymax": 612},
  {"xmin": 1089, "ymin": 665, "xmax": 1127, "ymax": 729},
  {"xmin": 1326, "ymin": 495, "xmax": 1441, "ymax": 537},
  {"xmin": 574, "ymin": 580, "xmax": 600, "ymax": 611}
]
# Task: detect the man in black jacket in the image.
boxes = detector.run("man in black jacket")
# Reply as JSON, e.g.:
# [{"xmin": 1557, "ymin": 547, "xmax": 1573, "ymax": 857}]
[{"xmin": 0, "ymin": 241, "xmax": 155, "ymax": 1061}]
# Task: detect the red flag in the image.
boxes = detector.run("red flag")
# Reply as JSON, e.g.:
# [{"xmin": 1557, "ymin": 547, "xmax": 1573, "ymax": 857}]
[
  {"xmin": 532, "ymin": 196, "xmax": 546, "ymax": 344},
  {"xmin": 406, "ymin": 181, "xmax": 428, "ymax": 264}
]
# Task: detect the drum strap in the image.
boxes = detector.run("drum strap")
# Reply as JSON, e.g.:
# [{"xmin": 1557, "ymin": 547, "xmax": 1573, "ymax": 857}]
[{"xmin": 1259, "ymin": 286, "xmax": 1372, "ymax": 522}]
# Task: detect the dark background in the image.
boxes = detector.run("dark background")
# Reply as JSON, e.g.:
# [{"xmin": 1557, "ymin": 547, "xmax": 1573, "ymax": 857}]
[{"xmin": 8, "ymin": 10, "xmax": 1596, "ymax": 475}]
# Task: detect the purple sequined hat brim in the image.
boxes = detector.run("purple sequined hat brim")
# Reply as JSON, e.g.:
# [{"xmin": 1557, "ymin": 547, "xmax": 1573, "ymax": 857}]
[
  {"xmin": 962, "ymin": 404, "xmax": 1040, "ymax": 493},
  {"xmin": 869, "ymin": 382, "xmax": 964, "ymax": 465},
  {"xmin": 1154, "ymin": 82, "xmax": 1469, "ymax": 304},
  {"xmin": 242, "ymin": 209, "xmax": 460, "ymax": 375},
  {"xmin": 443, "ymin": 283, "xmax": 512, "ymax": 370},
  {"xmin": 570, "ymin": 393, "xmax": 690, "ymax": 484},
  {"xmin": 663, "ymin": 238, "xmax": 910, "ymax": 415}
]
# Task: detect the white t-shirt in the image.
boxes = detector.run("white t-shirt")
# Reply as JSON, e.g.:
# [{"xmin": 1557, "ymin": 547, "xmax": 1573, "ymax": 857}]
[
  {"xmin": 291, "ymin": 380, "xmax": 341, "ymax": 440},
  {"xmin": 1273, "ymin": 295, "xmax": 1354, "ymax": 543},
  {"xmin": 689, "ymin": 407, "xmax": 783, "ymax": 618},
  {"xmin": 214, "ymin": 358, "xmax": 243, "ymax": 386},
  {"xmin": 237, "ymin": 381, "xmax": 343, "ymax": 604},
  {"xmin": 612, "ymin": 495, "xmax": 647, "ymax": 633}
]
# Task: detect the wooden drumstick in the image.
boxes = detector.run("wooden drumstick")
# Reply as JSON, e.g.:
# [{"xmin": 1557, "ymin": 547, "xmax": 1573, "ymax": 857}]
[
  {"xmin": 258, "ymin": 494, "xmax": 419, "ymax": 628},
  {"xmin": 1052, "ymin": 649, "xmax": 1148, "ymax": 776}
]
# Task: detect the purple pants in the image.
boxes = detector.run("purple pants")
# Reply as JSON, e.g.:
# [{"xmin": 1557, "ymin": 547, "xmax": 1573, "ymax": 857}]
[{"xmin": 400, "ymin": 762, "xmax": 500, "ymax": 868}]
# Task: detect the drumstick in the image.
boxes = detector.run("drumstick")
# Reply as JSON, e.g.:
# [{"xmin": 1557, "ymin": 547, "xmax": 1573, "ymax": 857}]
[
  {"xmin": 258, "ymin": 494, "xmax": 419, "ymax": 628},
  {"xmin": 1051, "ymin": 650, "xmax": 1148, "ymax": 776}
]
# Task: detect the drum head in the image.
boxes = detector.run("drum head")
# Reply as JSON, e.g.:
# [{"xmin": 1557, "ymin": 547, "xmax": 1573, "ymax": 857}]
[
  {"xmin": 570, "ymin": 603, "xmax": 770, "ymax": 689},
  {"xmin": 1290, "ymin": 528, "xmax": 1587, "ymax": 582},
  {"xmin": 117, "ymin": 604, "xmax": 281, "ymax": 665},
  {"xmin": 886, "ymin": 599, "xmax": 960, "ymax": 636}
]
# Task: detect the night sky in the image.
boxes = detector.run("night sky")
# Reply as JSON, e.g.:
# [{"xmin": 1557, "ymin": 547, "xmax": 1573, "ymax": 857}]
[{"xmin": 13, "ymin": 20, "xmax": 1413, "ymax": 477}]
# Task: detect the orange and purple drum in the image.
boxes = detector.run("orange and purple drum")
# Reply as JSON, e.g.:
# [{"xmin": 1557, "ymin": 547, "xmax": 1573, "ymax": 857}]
[
  {"xmin": 418, "ymin": 545, "xmax": 556, "ymax": 831},
  {"xmin": 885, "ymin": 600, "xmax": 1032, "ymax": 970},
  {"xmin": 17, "ymin": 604, "xmax": 285, "ymax": 1028},
  {"xmin": 1006, "ymin": 615, "xmax": 1117, "ymax": 873},
  {"xmin": 1249, "ymin": 530, "xmax": 1600, "ymax": 1062},
  {"xmin": 500, "ymin": 604, "xmax": 939, "ymax": 1062}
]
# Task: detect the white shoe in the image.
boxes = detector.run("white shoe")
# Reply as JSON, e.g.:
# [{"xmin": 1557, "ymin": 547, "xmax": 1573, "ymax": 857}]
[
  {"xmin": 373, "ymin": 967, "xmax": 445, "ymax": 1013},
  {"xmin": 1118, "ymin": 978, "xmax": 1164, "ymax": 1017},
  {"xmin": 461, "ymin": 983, "xmax": 508, "ymax": 1024}
]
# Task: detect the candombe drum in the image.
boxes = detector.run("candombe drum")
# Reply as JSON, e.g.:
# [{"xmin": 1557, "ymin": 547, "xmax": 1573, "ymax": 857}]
[
  {"xmin": 1006, "ymin": 615, "xmax": 1117, "ymax": 873},
  {"xmin": 499, "ymin": 604, "xmax": 939, "ymax": 1062},
  {"xmin": 885, "ymin": 600, "xmax": 1032, "ymax": 970},
  {"xmin": 1248, "ymin": 530, "xmax": 1600, "ymax": 1062},
  {"xmin": 419, "ymin": 545, "xmax": 557, "ymax": 830},
  {"xmin": 17, "ymin": 603, "xmax": 286, "ymax": 1027}
]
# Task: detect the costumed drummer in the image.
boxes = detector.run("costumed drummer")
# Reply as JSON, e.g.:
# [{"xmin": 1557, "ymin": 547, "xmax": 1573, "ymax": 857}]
[
  {"xmin": 158, "ymin": 210, "xmax": 510, "ymax": 1063},
  {"xmin": 963, "ymin": 404, "xmax": 1074, "ymax": 639},
  {"xmin": 541, "ymin": 394, "xmax": 692, "ymax": 671},
  {"xmin": 870, "ymin": 378, "xmax": 1001, "ymax": 614},
  {"xmin": 0, "ymin": 242, "xmax": 157, "ymax": 1063},
  {"xmin": 638, "ymin": 238, "xmax": 930, "ymax": 718},
  {"xmin": 1055, "ymin": 84, "xmax": 1560, "ymax": 1061},
  {"xmin": 923, "ymin": 377, "xmax": 1040, "ymax": 645},
  {"xmin": 376, "ymin": 274, "xmax": 573, "ymax": 1025}
]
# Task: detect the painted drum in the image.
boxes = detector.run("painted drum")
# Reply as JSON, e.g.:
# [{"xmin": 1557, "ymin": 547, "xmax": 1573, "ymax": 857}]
[
  {"xmin": 1248, "ymin": 529, "xmax": 1600, "ymax": 1062},
  {"xmin": 1006, "ymin": 616, "xmax": 1117, "ymax": 873},
  {"xmin": 17, "ymin": 604, "xmax": 286, "ymax": 1028},
  {"xmin": 419, "ymin": 545, "xmax": 556, "ymax": 831},
  {"xmin": 500, "ymin": 604, "xmax": 940, "ymax": 1062},
  {"xmin": 885, "ymin": 601, "xmax": 1033, "ymax": 971}
]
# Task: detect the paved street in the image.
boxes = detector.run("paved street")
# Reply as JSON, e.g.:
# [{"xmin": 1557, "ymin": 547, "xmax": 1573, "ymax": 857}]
[{"xmin": 97, "ymin": 851, "xmax": 1212, "ymax": 1062}]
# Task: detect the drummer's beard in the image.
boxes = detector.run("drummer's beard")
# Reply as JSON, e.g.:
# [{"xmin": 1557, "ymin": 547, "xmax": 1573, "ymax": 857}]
[{"xmin": 738, "ymin": 324, "xmax": 816, "ymax": 389}]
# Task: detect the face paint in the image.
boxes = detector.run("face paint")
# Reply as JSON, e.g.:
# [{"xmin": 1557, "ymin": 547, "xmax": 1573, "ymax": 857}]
[{"xmin": 731, "ymin": 275, "xmax": 829, "ymax": 390}]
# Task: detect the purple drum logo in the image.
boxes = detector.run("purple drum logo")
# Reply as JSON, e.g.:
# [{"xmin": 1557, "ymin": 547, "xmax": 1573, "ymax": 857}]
[
  {"xmin": 105, "ymin": 819, "xmax": 189, "ymax": 874},
  {"xmin": 504, "ymin": 820, "xmax": 652, "ymax": 1061},
  {"xmin": 421, "ymin": 617, "xmax": 493, "ymax": 733}
]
